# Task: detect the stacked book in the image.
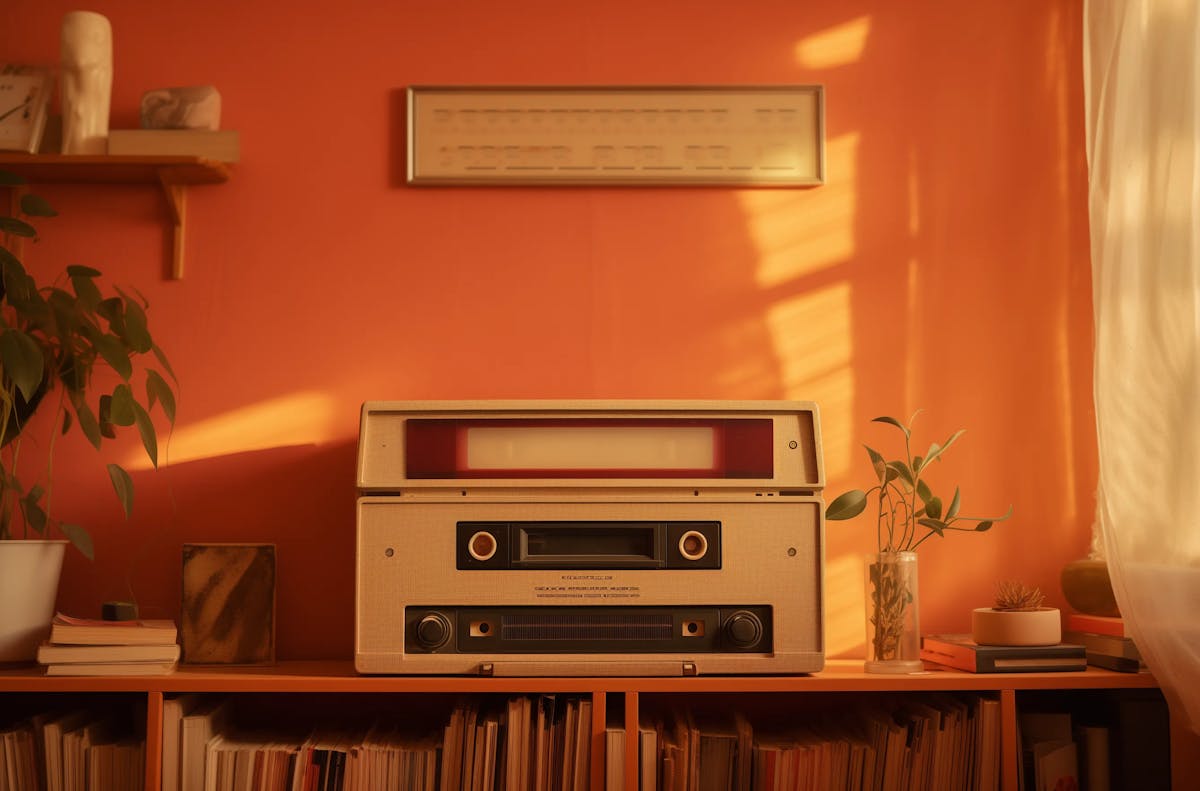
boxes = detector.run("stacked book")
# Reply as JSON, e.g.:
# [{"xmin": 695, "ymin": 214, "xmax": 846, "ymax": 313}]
[
  {"xmin": 920, "ymin": 634, "xmax": 1087, "ymax": 673},
  {"xmin": 1063, "ymin": 612, "xmax": 1145, "ymax": 673},
  {"xmin": 37, "ymin": 613, "xmax": 180, "ymax": 676}
]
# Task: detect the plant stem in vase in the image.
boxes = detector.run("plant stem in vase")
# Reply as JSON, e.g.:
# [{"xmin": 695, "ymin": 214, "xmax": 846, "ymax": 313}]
[{"xmin": 865, "ymin": 551, "xmax": 923, "ymax": 673}]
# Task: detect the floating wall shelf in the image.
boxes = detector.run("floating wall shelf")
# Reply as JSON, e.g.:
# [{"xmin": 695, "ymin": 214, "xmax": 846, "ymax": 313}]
[{"xmin": 0, "ymin": 153, "xmax": 232, "ymax": 279}]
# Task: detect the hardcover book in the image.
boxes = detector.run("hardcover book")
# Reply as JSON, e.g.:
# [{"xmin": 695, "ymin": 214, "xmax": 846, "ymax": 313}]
[
  {"xmin": 1061, "ymin": 630, "xmax": 1140, "ymax": 661},
  {"xmin": 44, "ymin": 660, "xmax": 178, "ymax": 676},
  {"xmin": 921, "ymin": 634, "xmax": 1086, "ymax": 673},
  {"xmin": 1084, "ymin": 651, "xmax": 1142, "ymax": 673},
  {"xmin": 1063, "ymin": 613, "xmax": 1125, "ymax": 638},
  {"xmin": 37, "ymin": 642, "xmax": 181, "ymax": 665},
  {"xmin": 48, "ymin": 613, "xmax": 178, "ymax": 646}
]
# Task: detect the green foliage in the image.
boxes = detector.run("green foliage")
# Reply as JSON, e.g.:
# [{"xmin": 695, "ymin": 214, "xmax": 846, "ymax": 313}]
[
  {"xmin": 0, "ymin": 169, "xmax": 176, "ymax": 559},
  {"xmin": 825, "ymin": 412, "xmax": 1011, "ymax": 553}
]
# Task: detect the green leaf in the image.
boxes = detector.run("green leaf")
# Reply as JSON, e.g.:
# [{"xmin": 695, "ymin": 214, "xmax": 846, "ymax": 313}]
[
  {"xmin": 974, "ymin": 521, "xmax": 994, "ymax": 532},
  {"xmin": 871, "ymin": 416, "xmax": 909, "ymax": 439},
  {"xmin": 864, "ymin": 444, "xmax": 887, "ymax": 484},
  {"xmin": 73, "ymin": 400, "xmax": 103, "ymax": 449},
  {"xmin": 131, "ymin": 401, "xmax": 157, "ymax": 468},
  {"xmin": 926, "ymin": 496, "xmax": 943, "ymax": 520},
  {"xmin": 0, "ymin": 216, "xmax": 37, "ymax": 237},
  {"xmin": 152, "ymin": 343, "xmax": 177, "ymax": 382},
  {"xmin": 20, "ymin": 492, "xmax": 46, "ymax": 534},
  {"xmin": 66, "ymin": 265, "xmax": 102, "ymax": 278},
  {"xmin": 97, "ymin": 394, "xmax": 117, "ymax": 439},
  {"xmin": 0, "ymin": 246, "xmax": 24, "ymax": 274},
  {"xmin": 60, "ymin": 523, "xmax": 94, "ymax": 561},
  {"xmin": 107, "ymin": 463, "xmax": 133, "ymax": 518},
  {"xmin": 19, "ymin": 192, "xmax": 56, "ymax": 217},
  {"xmin": 916, "ymin": 479, "xmax": 933, "ymax": 505},
  {"xmin": 109, "ymin": 384, "xmax": 136, "ymax": 426},
  {"xmin": 70, "ymin": 272, "xmax": 103, "ymax": 308},
  {"xmin": 93, "ymin": 334, "xmax": 133, "ymax": 380},
  {"xmin": 60, "ymin": 409, "xmax": 72, "ymax": 435},
  {"xmin": 146, "ymin": 369, "xmax": 176, "ymax": 423},
  {"xmin": 121, "ymin": 298, "xmax": 152, "ymax": 353},
  {"xmin": 96, "ymin": 297, "xmax": 123, "ymax": 323},
  {"xmin": 826, "ymin": 489, "xmax": 869, "ymax": 520},
  {"xmin": 0, "ymin": 329, "xmax": 44, "ymax": 402},
  {"xmin": 923, "ymin": 429, "xmax": 965, "ymax": 467},
  {"xmin": 947, "ymin": 487, "xmax": 961, "ymax": 519},
  {"xmin": 886, "ymin": 461, "xmax": 913, "ymax": 486},
  {"xmin": 918, "ymin": 517, "xmax": 948, "ymax": 536},
  {"xmin": 912, "ymin": 455, "xmax": 924, "ymax": 474},
  {"xmin": 0, "ymin": 170, "xmax": 26, "ymax": 187}
]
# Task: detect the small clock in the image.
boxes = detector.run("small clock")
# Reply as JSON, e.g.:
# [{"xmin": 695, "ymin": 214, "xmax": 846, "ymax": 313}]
[{"xmin": 0, "ymin": 66, "xmax": 53, "ymax": 154}]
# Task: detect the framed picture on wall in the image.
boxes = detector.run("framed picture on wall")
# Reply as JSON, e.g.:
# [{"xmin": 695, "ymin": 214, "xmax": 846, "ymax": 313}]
[{"xmin": 407, "ymin": 85, "xmax": 825, "ymax": 187}]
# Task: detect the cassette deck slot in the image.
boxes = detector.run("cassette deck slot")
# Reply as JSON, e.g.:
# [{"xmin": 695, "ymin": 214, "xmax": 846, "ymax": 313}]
[{"xmin": 455, "ymin": 520, "xmax": 721, "ymax": 570}]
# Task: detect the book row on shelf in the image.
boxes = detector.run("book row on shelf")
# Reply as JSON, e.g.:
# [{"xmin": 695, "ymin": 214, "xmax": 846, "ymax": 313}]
[{"xmin": 1, "ymin": 690, "xmax": 1007, "ymax": 791}]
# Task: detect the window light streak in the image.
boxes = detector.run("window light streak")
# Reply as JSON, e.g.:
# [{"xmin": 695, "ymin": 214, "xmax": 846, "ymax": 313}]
[
  {"xmin": 1054, "ymin": 316, "xmax": 1078, "ymax": 524},
  {"xmin": 824, "ymin": 553, "xmax": 867, "ymax": 656},
  {"xmin": 794, "ymin": 16, "xmax": 872, "ymax": 70},
  {"xmin": 904, "ymin": 256, "xmax": 923, "ymax": 411},
  {"xmin": 122, "ymin": 392, "xmax": 339, "ymax": 469},
  {"xmin": 740, "ymin": 132, "xmax": 861, "ymax": 289},
  {"xmin": 765, "ymin": 284, "xmax": 854, "ymax": 478}
]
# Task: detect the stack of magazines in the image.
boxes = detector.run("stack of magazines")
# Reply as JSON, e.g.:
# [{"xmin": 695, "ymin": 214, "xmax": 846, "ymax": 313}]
[{"xmin": 37, "ymin": 613, "xmax": 179, "ymax": 676}]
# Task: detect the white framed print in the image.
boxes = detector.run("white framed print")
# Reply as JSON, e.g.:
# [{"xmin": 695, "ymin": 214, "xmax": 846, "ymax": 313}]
[{"xmin": 407, "ymin": 85, "xmax": 824, "ymax": 187}]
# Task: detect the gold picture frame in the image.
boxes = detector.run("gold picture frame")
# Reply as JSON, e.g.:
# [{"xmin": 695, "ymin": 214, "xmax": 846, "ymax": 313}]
[{"xmin": 407, "ymin": 85, "xmax": 824, "ymax": 186}]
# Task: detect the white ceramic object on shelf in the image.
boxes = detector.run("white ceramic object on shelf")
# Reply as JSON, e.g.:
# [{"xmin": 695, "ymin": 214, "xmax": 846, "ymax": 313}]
[
  {"xmin": 60, "ymin": 10, "xmax": 113, "ymax": 154},
  {"xmin": 971, "ymin": 606, "xmax": 1062, "ymax": 646},
  {"xmin": 0, "ymin": 539, "xmax": 67, "ymax": 662}
]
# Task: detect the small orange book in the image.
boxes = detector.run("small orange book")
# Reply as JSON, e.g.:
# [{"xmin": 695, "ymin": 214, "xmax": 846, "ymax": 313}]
[{"xmin": 48, "ymin": 613, "xmax": 178, "ymax": 646}]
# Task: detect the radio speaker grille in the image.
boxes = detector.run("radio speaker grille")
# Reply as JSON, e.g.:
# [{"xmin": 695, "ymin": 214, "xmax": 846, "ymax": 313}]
[{"xmin": 501, "ymin": 613, "xmax": 673, "ymax": 641}]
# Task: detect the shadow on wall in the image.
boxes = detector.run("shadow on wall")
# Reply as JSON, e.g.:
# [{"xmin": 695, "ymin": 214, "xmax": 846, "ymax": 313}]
[{"xmin": 55, "ymin": 439, "xmax": 360, "ymax": 661}]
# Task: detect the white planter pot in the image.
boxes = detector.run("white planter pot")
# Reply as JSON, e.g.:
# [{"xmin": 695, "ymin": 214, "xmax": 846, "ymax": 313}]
[
  {"xmin": 971, "ymin": 606, "xmax": 1061, "ymax": 646},
  {"xmin": 0, "ymin": 540, "xmax": 67, "ymax": 662}
]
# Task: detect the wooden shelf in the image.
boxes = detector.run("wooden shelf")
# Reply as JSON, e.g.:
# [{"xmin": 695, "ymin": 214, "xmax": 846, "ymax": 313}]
[
  {"xmin": 0, "ymin": 658, "xmax": 1162, "ymax": 693},
  {"xmin": 0, "ymin": 659, "xmax": 1165, "ymax": 791},
  {"xmin": 0, "ymin": 153, "xmax": 232, "ymax": 279}
]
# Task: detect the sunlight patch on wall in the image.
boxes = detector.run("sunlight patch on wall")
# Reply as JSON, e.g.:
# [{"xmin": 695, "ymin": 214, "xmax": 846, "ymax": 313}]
[
  {"xmin": 825, "ymin": 552, "xmax": 867, "ymax": 656},
  {"xmin": 123, "ymin": 392, "xmax": 340, "ymax": 469},
  {"xmin": 765, "ymin": 284, "xmax": 854, "ymax": 478},
  {"xmin": 794, "ymin": 16, "xmax": 872, "ymax": 70},
  {"xmin": 740, "ymin": 133, "xmax": 860, "ymax": 289}
]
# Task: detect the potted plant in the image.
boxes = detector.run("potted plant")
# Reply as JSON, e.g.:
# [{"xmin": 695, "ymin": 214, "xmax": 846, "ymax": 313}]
[
  {"xmin": 825, "ymin": 413, "xmax": 1011, "ymax": 673},
  {"xmin": 971, "ymin": 580, "xmax": 1061, "ymax": 646},
  {"xmin": 0, "ymin": 169, "xmax": 175, "ymax": 661}
]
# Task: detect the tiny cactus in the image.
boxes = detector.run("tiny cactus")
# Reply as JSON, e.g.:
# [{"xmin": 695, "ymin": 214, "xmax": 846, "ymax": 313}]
[{"xmin": 993, "ymin": 580, "xmax": 1045, "ymax": 611}]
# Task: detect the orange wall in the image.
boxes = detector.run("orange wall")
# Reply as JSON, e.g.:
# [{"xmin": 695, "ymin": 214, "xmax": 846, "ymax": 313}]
[{"xmin": 0, "ymin": 0, "xmax": 1094, "ymax": 660}]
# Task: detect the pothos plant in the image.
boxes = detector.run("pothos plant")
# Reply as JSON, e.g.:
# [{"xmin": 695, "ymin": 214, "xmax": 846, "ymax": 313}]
[
  {"xmin": 825, "ymin": 412, "xmax": 1011, "ymax": 662},
  {"xmin": 0, "ymin": 169, "xmax": 176, "ymax": 560}
]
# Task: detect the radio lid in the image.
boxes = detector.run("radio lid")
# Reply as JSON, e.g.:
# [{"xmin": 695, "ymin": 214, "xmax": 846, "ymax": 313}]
[{"xmin": 356, "ymin": 400, "xmax": 824, "ymax": 493}]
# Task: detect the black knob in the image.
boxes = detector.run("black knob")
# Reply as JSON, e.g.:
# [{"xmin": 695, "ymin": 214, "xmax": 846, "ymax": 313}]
[
  {"xmin": 416, "ymin": 612, "xmax": 452, "ymax": 650},
  {"xmin": 724, "ymin": 611, "xmax": 763, "ymax": 649}
]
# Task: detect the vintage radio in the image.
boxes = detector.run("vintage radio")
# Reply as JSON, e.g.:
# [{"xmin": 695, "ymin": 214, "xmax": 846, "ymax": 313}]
[{"xmin": 355, "ymin": 400, "xmax": 826, "ymax": 676}]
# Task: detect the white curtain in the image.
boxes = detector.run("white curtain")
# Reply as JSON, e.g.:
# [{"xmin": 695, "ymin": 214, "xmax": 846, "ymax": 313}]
[{"xmin": 1086, "ymin": 0, "xmax": 1200, "ymax": 733}]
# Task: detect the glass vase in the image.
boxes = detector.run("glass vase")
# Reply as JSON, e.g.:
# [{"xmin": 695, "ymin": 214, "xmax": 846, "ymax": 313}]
[{"xmin": 864, "ymin": 550, "xmax": 923, "ymax": 673}]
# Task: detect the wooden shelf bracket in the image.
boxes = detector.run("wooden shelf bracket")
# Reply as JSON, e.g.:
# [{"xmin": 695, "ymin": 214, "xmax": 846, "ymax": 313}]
[{"xmin": 157, "ymin": 170, "xmax": 188, "ymax": 279}]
